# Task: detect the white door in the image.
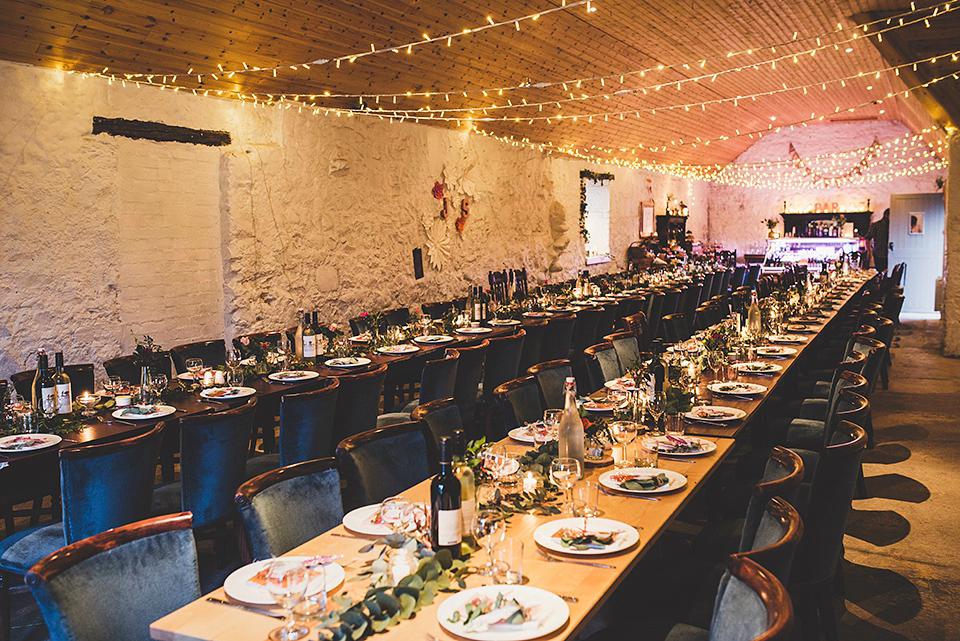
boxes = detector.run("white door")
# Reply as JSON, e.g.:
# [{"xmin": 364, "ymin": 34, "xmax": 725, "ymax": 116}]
[{"xmin": 889, "ymin": 193, "xmax": 944, "ymax": 313}]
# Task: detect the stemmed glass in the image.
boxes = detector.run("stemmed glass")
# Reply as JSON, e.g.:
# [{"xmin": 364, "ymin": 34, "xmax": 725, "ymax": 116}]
[
  {"xmin": 608, "ymin": 421, "xmax": 637, "ymax": 468},
  {"xmin": 151, "ymin": 374, "xmax": 168, "ymax": 401},
  {"xmin": 265, "ymin": 559, "xmax": 310, "ymax": 640},
  {"xmin": 550, "ymin": 457, "xmax": 582, "ymax": 515},
  {"xmin": 185, "ymin": 358, "xmax": 204, "ymax": 382},
  {"xmin": 226, "ymin": 349, "xmax": 242, "ymax": 385},
  {"xmin": 539, "ymin": 409, "xmax": 562, "ymax": 448},
  {"xmin": 473, "ymin": 509, "xmax": 506, "ymax": 577},
  {"xmin": 648, "ymin": 391, "xmax": 666, "ymax": 434},
  {"xmin": 104, "ymin": 376, "xmax": 122, "ymax": 398}
]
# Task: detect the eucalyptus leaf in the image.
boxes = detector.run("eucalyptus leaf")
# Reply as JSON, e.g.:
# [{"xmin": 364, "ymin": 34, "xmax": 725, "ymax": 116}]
[
  {"xmin": 397, "ymin": 574, "xmax": 424, "ymax": 589},
  {"xmin": 397, "ymin": 593, "xmax": 417, "ymax": 619}
]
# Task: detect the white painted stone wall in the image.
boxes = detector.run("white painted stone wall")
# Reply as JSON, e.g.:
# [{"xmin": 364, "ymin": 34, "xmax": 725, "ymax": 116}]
[
  {"xmin": 0, "ymin": 60, "xmax": 706, "ymax": 380},
  {"xmin": 706, "ymin": 121, "xmax": 944, "ymax": 257}
]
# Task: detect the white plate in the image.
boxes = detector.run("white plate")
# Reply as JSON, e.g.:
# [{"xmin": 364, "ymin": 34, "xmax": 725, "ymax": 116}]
[
  {"xmin": 176, "ymin": 369, "xmax": 212, "ymax": 381},
  {"xmin": 508, "ymin": 423, "xmax": 557, "ymax": 444},
  {"xmin": 768, "ymin": 334, "xmax": 807, "ymax": 344},
  {"xmin": 652, "ymin": 435, "xmax": 717, "ymax": 456},
  {"xmin": 199, "ymin": 386, "xmax": 257, "ymax": 400},
  {"xmin": 545, "ymin": 306, "xmax": 577, "ymax": 313},
  {"xmin": 684, "ymin": 406, "xmax": 746, "ymax": 422},
  {"xmin": 376, "ymin": 344, "xmax": 420, "ymax": 355},
  {"xmin": 349, "ymin": 334, "xmax": 371, "ymax": 343},
  {"xmin": 755, "ymin": 346, "xmax": 797, "ymax": 358},
  {"xmin": 268, "ymin": 370, "xmax": 321, "ymax": 382},
  {"xmin": 522, "ymin": 311, "xmax": 553, "ymax": 318},
  {"xmin": 324, "ymin": 357, "xmax": 372, "ymax": 368},
  {"xmin": 533, "ymin": 517, "xmax": 639, "ymax": 556},
  {"xmin": 413, "ymin": 335, "xmax": 456, "ymax": 344},
  {"xmin": 341, "ymin": 503, "xmax": 428, "ymax": 536},
  {"xmin": 490, "ymin": 319, "xmax": 521, "ymax": 326},
  {"xmin": 223, "ymin": 557, "xmax": 345, "ymax": 605},
  {"xmin": 604, "ymin": 377, "xmax": 640, "ymax": 392},
  {"xmin": 733, "ymin": 362, "xmax": 783, "ymax": 374},
  {"xmin": 437, "ymin": 585, "xmax": 570, "ymax": 641},
  {"xmin": 784, "ymin": 324, "xmax": 816, "ymax": 333},
  {"xmin": 239, "ymin": 357, "xmax": 256, "ymax": 366},
  {"xmin": 598, "ymin": 467, "xmax": 687, "ymax": 494},
  {"xmin": 581, "ymin": 400, "xmax": 617, "ymax": 412},
  {"xmin": 0, "ymin": 433, "xmax": 62, "ymax": 452},
  {"xmin": 457, "ymin": 327, "xmax": 494, "ymax": 335},
  {"xmin": 707, "ymin": 382, "xmax": 767, "ymax": 396},
  {"xmin": 111, "ymin": 404, "xmax": 177, "ymax": 420}
]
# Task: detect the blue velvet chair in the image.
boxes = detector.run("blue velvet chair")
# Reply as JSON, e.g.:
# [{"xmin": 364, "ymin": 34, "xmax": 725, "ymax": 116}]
[
  {"xmin": 25, "ymin": 512, "xmax": 200, "ymax": 641},
  {"xmin": 624, "ymin": 311, "xmax": 651, "ymax": 352},
  {"xmin": 480, "ymin": 330, "xmax": 525, "ymax": 404},
  {"xmin": 785, "ymin": 387, "xmax": 869, "ymax": 453},
  {"xmin": 151, "ymin": 399, "xmax": 257, "ymax": 531},
  {"xmin": 539, "ymin": 313, "xmax": 576, "ymax": 362},
  {"xmin": 236, "ymin": 459, "xmax": 345, "ymax": 562},
  {"xmin": 788, "ymin": 421, "xmax": 867, "ymax": 641},
  {"xmin": 493, "ymin": 376, "xmax": 544, "ymax": 435},
  {"xmin": 571, "ymin": 307, "xmax": 603, "ymax": 391},
  {"xmin": 378, "ymin": 350, "xmax": 459, "ymax": 426},
  {"xmin": 411, "ymin": 398, "xmax": 464, "ymax": 450},
  {"xmin": 169, "ymin": 339, "xmax": 227, "ymax": 374},
  {"xmin": 104, "ymin": 354, "xmax": 172, "ymax": 383},
  {"xmin": 451, "ymin": 339, "xmax": 488, "ymax": 429},
  {"xmin": 245, "ymin": 377, "xmax": 340, "ymax": 479},
  {"xmin": 527, "ymin": 359, "xmax": 573, "ymax": 410},
  {"xmin": 330, "ymin": 364, "xmax": 388, "ymax": 446},
  {"xmin": 594, "ymin": 305, "xmax": 617, "ymax": 344},
  {"xmin": 0, "ymin": 423, "xmax": 164, "ymax": 640},
  {"xmin": 583, "ymin": 342, "xmax": 622, "ymax": 393},
  {"xmin": 335, "ymin": 421, "xmax": 434, "ymax": 512},
  {"xmin": 232, "ymin": 330, "xmax": 286, "ymax": 359},
  {"xmin": 604, "ymin": 331, "xmax": 641, "ymax": 373}
]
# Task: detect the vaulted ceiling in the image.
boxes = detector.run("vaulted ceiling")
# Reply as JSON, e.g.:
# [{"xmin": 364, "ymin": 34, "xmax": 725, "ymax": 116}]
[{"xmin": 2, "ymin": 0, "xmax": 956, "ymax": 167}]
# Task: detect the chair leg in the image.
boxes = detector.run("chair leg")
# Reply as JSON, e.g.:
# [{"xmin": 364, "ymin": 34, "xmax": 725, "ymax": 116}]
[
  {"xmin": 795, "ymin": 588, "xmax": 820, "ymax": 641},
  {"xmin": 855, "ymin": 465, "xmax": 868, "ymax": 500},
  {"xmin": 0, "ymin": 571, "xmax": 10, "ymax": 641},
  {"xmin": 817, "ymin": 579, "xmax": 841, "ymax": 641}
]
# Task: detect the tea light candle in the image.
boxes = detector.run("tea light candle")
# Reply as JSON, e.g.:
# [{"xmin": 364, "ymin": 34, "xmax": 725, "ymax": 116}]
[
  {"xmin": 522, "ymin": 471, "xmax": 538, "ymax": 494},
  {"xmin": 78, "ymin": 392, "xmax": 97, "ymax": 417},
  {"xmin": 389, "ymin": 548, "xmax": 417, "ymax": 585},
  {"xmin": 202, "ymin": 371, "xmax": 215, "ymax": 387}
]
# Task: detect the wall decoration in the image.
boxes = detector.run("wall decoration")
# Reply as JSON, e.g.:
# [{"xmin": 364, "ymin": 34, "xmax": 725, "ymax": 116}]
[
  {"xmin": 910, "ymin": 212, "xmax": 924, "ymax": 235},
  {"xmin": 423, "ymin": 214, "xmax": 452, "ymax": 271},
  {"xmin": 640, "ymin": 201, "xmax": 655, "ymax": 236},
  {"xmin": 455, "ymin": 199, "xmax": 470, "ymax": 234},
  {"xmin": 579, "ymin": 170, "xmax": 615, "ymax": 243}
]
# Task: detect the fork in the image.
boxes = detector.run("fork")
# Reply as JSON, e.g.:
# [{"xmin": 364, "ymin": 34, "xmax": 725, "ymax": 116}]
[{"xmin": 536, "ymin": 549, "xmax": 614, "ymax": 568}]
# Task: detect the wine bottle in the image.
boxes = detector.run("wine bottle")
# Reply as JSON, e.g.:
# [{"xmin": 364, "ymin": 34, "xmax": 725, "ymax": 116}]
[
  {"xmin": 430, "ymin": 436, "xmax": 462, "ymax": 559},
  {"xmin": 32, "ymin": 349, "xmax": 56, "ymax": 416},
  {"xmin": 302, "ymin": 312, "xmax": 317, "ymax": 362},
  {"xmin": 452, "ymin": 429, "xmax": 476, "ymax": 546},
  {"xmin": 53, "ymin": 352, "xmax": 72, "ymax": 415},
  {"xmin": 557, "ymin": 377, "xmax": 584, "ymax": 474},
  {"xmin": 294, "ymin": 308, "xmax": 305, "ymax": 360},
  {"xmin": 472, "ymin": 287, "xmax": 482, "ymax": 322}
]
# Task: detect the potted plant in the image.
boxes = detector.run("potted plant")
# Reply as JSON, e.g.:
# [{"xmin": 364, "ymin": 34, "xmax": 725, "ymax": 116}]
[{"xmin": 762, "ymin": 218, "xmax": 780, "ymax": 239}]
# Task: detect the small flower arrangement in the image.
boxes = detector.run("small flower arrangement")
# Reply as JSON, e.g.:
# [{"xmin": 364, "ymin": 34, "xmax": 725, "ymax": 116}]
[
  {"xmin": 762, "ymin": 217, "xmax": 780, "ymax": 231},
  {"xmin": 700, "ymin": 323, "xmax": 735, "ymax": 354},
  {"xmin": 318, "ymin": 323, "xmax": 343, "ymax": 342},
  {"xmin": 132, "ymin": 335, "xmax": 168, "ymax": 374}
]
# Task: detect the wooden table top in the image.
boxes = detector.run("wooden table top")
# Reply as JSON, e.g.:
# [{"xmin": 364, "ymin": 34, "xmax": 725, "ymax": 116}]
[{"xmin": 150, "ymin": 437, "xmax": 736, "ymax": 641}]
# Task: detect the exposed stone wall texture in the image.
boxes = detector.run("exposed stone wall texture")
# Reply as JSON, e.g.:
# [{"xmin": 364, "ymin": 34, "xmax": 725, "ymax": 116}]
[
  {"xmin": 706, "ymin": 122, "xmax": 943, "ymax": 257},
  {"xmin": 0, "ymin": 60, "xmax": 705, "ymax": 379},
  {"xmin": 943, "ymin": 131, "xmax": 960, "ymax": 356}
]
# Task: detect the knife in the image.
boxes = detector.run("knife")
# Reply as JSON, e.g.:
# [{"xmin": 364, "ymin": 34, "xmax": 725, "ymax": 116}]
[{"xmin": 206, "ymin": 596, "xmax": 285, "ymax": 620}]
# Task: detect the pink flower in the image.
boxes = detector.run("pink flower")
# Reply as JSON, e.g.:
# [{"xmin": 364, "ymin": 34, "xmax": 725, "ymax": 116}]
[
  {"xmin": 328, "ymin": 324, "xmax": 339, "ymax": 332},
  {"xmin": 240, "ymin": 336, "xmax": 250, "ymax": 346},
  {"xmin": 360, "ymin": 312, "xmax": 369, "ymax": 317}
]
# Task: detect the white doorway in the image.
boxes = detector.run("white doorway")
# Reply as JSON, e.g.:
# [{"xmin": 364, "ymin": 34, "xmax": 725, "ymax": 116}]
[{"xmin": 889, "ymin": 193, "xmax": 944, "ymax": 314}]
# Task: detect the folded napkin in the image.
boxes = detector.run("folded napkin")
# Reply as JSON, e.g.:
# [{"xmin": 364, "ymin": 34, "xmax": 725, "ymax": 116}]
[{"xmin": 464, "ymin": 606, "xmax": 541, "ymax": 633}]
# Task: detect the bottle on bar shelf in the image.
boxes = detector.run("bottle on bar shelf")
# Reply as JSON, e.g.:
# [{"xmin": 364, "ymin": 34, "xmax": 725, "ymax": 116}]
[
  {"xmin": 302, "ymin": 312, "xmax": 317, "ymax": 363},
  {"xmin": 32, "ymin": 349, "xmax": 56, "ymax": 416},
  {"xmin": 452, "ymin": 429, "xmax": 476, "ymax": 547},
  {"xmin": 294, "ymin": 308, "xmax": 305, "ymax": 360},
  {"xmin": 430, "ymin": 436, "xmax": 462, "ymax": 559},
  {"xmin": 53, "ymin": 351, "xmax": 72, "ymax": 415},
  {"xmin": 558, "ymin": 377, "xmax": 584, "ymax": 474}
]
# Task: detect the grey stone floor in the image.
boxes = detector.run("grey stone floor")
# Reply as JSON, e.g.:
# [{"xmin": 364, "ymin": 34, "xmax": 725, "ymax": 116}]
[{"xmin": 8, "ymin": 319, "xmax": 959, "ymax": 640}]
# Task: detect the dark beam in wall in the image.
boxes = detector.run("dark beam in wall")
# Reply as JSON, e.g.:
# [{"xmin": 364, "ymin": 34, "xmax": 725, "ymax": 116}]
[{"xmin": 92, "ymin": 117, "xmax": 231, "ymax": 146}]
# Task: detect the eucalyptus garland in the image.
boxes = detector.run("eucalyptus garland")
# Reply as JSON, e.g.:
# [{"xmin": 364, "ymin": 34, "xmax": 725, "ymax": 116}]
[{"xmin": 579, "ymin": 170, "xmax": 615, "ymax": 243}]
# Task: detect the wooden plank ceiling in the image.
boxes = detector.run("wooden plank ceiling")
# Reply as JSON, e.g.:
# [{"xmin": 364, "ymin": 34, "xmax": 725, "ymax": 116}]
[{"xmin": 1, "ymin": 0, "xmax": 956, "ymax": 166}]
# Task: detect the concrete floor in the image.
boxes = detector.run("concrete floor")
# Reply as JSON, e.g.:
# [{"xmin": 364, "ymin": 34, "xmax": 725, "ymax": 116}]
[
  {"xmin": 839, "ymin": 319, "xmax": 960, "ymax": 640},
  {"xmin": 7, "ymin": 319, "xmax": 960, "ymax": 640}
]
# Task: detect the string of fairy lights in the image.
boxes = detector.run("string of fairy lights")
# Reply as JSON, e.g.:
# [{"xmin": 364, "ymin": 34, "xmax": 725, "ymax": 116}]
[{"xmin": 62, "ymin": 0, "xmax": 954, "ymax": 188}]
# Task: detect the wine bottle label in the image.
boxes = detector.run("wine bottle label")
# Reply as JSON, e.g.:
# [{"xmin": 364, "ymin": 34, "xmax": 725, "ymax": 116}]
[
  {"xmin": 41, "ymin": 387, "xmax": 56, "ymax": 413},
  {"xmin": 437, "ymin": 508, "xmax": 462, "ymax": 546},
  {"xmin": 303, "ymin": 335, "xmax": 317, "ymax": 357},
  {"xmin": 56, "ymin": 384, "xmax": 72, "ymax": 414}
]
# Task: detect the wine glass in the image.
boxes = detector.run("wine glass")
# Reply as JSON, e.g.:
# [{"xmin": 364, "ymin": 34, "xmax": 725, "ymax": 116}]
[
  {"xmin": 485, "ymin": 443, "xmax": 508, "ymax": 487},
  {"xmin": 151, "ymin": 374, "xmax": 168, "ymax": 401},
  {"xmin": 540, "ymin": 409, "xmax": 562, "ymax": 448},
  {"xmin": 610, "ymin": 390, "xmax": 631, "ymax": 422},
  {"xmin": 104, "ymin": 375, "xmax": 122, "ymax": 397},
  {"xmin": 550, "ymin": 457, "xmax": 581, "ymax": 515},
  {"xmin": 226, "ymin": 349, "xmax": 241, "ymax": 370},
  {"xmin": 608, "ymin": 421, "xmax": 637, "ymax": 468},
  {"xmin": 648, "ymin": 391, "xmax": 666, "ymax": 434},
  {"xmin": 185, "ymin": 358, "xmax": 203, "ymax": 382},
  {"xmin": 264, "ymin": 560, "xmax": 310, "ymax": 640},
  {"xmin": 473, "ymin": 509, "xmax": 506, "ymax": 576}
]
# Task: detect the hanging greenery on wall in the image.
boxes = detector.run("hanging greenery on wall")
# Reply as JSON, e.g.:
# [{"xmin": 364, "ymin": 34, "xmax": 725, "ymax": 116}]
[{"xmin": 579, "ymin": 170, "xmax": 615, "ymax": 243}]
